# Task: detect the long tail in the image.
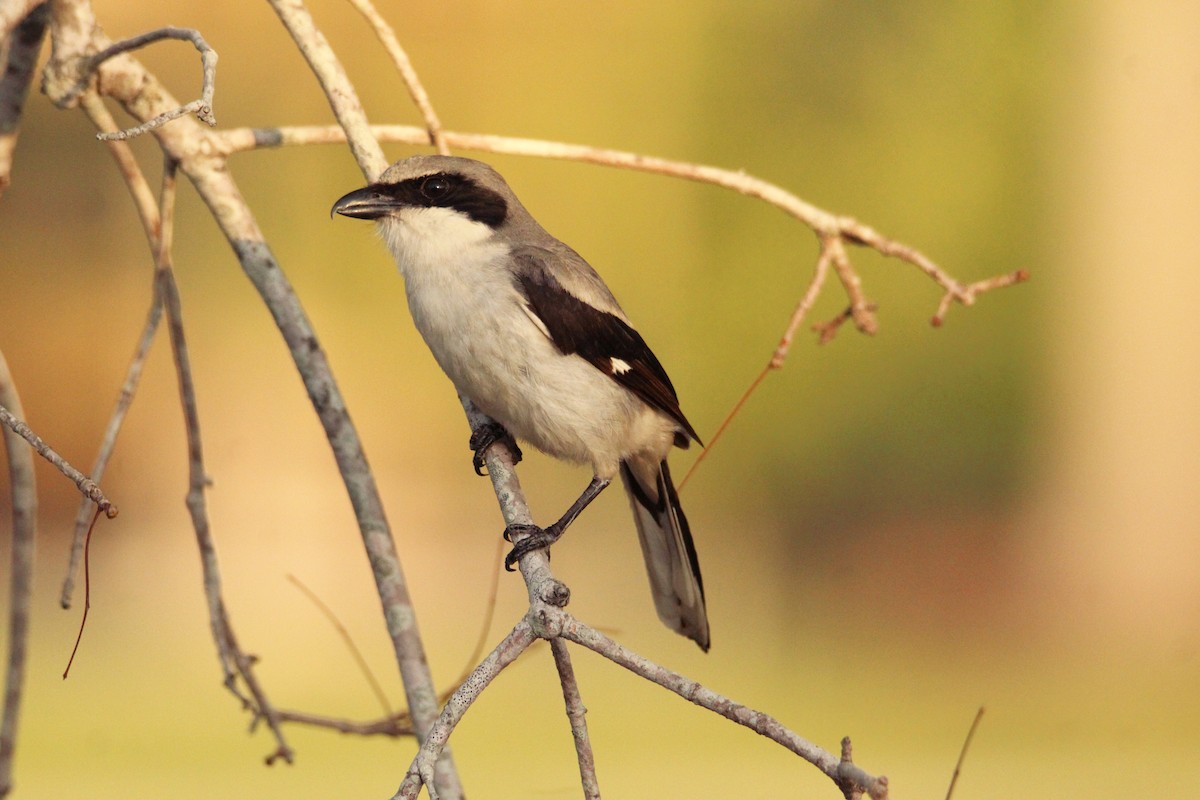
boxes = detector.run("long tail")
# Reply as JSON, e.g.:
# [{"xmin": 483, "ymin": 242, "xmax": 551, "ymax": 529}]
[{"xmin": 620, "ymin": 457, "xmax": 710, "ymax": 651}]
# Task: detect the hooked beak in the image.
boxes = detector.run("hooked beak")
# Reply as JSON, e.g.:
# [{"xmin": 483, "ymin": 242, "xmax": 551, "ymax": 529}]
[{"xmin": 330, "ymin": 185, "xmax": 397, "ymax": 220}]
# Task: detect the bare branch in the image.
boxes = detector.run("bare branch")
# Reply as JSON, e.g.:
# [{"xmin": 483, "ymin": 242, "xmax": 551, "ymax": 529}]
[
  {"xmin": 287, "ymin": 575, "xmax": 394, "ymax": 717},
  {"xmin": 267, "ymin": 0, "xmax": 387, "ymax": 180},
  {"xmin": 216, "ymin": 122, "xmax": 1021, "ymax": 319},
  {"xmin": 551, "ymin": 640, "xmax": 600, "ymax": 799},
  {"xmin": 59, "ymin": 92, "xmax": 164, "ymax": 608},
  {"xmin": 945, "ymin": 706, "xmax": 985, "ymax": 800},
  {"xmin": 0, "ymin": 405, "xmax": 117, "ymax": 517},
  {"xmin": 560, "ymin": 614, "xmax": 890, "ymax": 800},
  {"xmin": 344, "ymin": 0, "xmax": 448, "ymax": 155},
  {"xmin": 58, "ymin": 26, "xmax": 219, "ymax": 140},
  {"xmin": 396, "ymin": 621, "xmax": 538, "ymax": 800},
  {"xmin": 0, "ymin": 350, "xmax": 36, "ymax": 799},
  {"xmin": 274, "ymin": 708, "xmax": 415, "ymax": 737},
  {"xmin": 153, "ymin": 159, "xmax": 292, "ymax": 763}
]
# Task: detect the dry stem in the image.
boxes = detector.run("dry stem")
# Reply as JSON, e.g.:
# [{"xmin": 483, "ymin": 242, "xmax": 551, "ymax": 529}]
[
  {"xmin": 0, "ymin": 405, "xmax": 117, "ymax": 517},
  {"xmin": 551, "ymin": 639, "xmax": 600, "ymax": 799},
  {"xmin": 0, "ymin": 351, "xmax": 36, "ymax": 799},
  {"xmin": 58, "ymin": 26, "xmax": 218, "ymax": 140}
]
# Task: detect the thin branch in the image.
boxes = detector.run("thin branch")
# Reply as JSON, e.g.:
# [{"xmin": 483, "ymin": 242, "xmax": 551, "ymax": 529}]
[
  {"xmin": 153, "ymin": 158, "xmax": 293, "ymax": 763},
  {"xmin": 945, "ymin": 706, "xmax": 985, "ymax": 800},
  {"xmin": 59, "ymin": 93, "xmax": 164, "ymax": 607},
  {"xmin": 0, "ymin": 350, "xmax": 36, "ymax": 799},
  {"xmin": 396, "ymin": 621, "xmax": 538, "ymax": 800},
  {"xmin": 274, "ymin": 708, "xmax": 415, "ymax": 737},
  {"xmin": 60, "ymin": 285, "xmax": 161, "ymax": 608},
  {"xmin": 0, "ymin": 0, "xmax": 42, "ymax": 50},
  {"xmin": 681, "ymin": 237, "xmax": 835, "ymax": 490},
  {"xmin": 267, "ymin": 0, "xmax": 387, "ymax": 180},
  {"xmin": 343, "ymin": 0, "xmax": 448, "ymax": 155},
  {"xmin": 79, "ymin": 90, "xmax": 162, "ymax": 248},
  {"xmin": 0, "ymin": 405, "xmax": 117, "ymax": 517},
  {"xmin": 827, "ymin": 236, "xmax": 877, "ymax": 335},
  {"xmin": 551, "ymin": 639, "xmax": 600, "ymax": 800},
  {"xmin": 0, "ymin": 1, "xmax": 48, "ymax": 200},
  {"xmin": 287, "ymin": 574, "xmax": 394, "ymax": 717},
  {"xmin": 932, "ymin": 271, "xmax": 1029, "ymax": 327},
  {"xmin": 215, "ymin": 122, "xmax": 1024, "ymax": 320},
  {"xmin": 559, "ymin": 613, "xmax": 889, "ymax": 800},
  {"xmin": 57, "ymin": 26, "xmax": 218, "ymax": 140}
]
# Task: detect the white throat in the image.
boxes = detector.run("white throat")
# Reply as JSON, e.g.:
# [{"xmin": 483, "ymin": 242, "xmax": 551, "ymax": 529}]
[{"xmin": 379, "ymin": 207, "xmax": 505, "ymax": 281}]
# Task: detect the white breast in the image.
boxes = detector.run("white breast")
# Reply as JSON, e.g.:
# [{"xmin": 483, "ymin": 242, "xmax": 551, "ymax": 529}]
[{"xmin": 378, "ymin": 208, "xmax": 673, "ymax": 476}]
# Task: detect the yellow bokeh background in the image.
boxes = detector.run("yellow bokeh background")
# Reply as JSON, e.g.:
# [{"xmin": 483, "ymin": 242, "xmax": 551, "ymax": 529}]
[{"xmin": 1, "ymin": 1, "xmax": 1197, "ymax": 797}]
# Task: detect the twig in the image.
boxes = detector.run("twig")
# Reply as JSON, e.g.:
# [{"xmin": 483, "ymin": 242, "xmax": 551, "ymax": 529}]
[
  {"xmin": 0, "ymin": 405, "xmax": 117, "ymax": 517},
  {"xmin": 267, "ymin": 0, "xmax": 387, "ymax": 179},
  {"xmin": 945, "ymin": 706, "xmax": 985, "ymax": 800},
  {"xmin": 396, "ymin": 621, "xmax": 538, "ymax": 800},
  {"xmin": 79, "ymin": 90, "xmax": 162, "ymax": 248},
  {"xmin": 827, "ymin": 236, "xmax": 877, "ymax": 335},
  {"xmin": 681, "ymin": 238, "xmax": 836, "ymax": 490},
  {"xmin": 550, "ymin": 639, "xmax": 600, "ymax": 800},
  {"xmin": 153, "ymin": 158, "xmax": 292, "ymax": 763},
  {"xmin": 559, "ymin": 613, "xmax": 889, "ymax": 800},
  {"xmin": 0, "ymin": 1, "xmax": 48, "ymax": 200},
  {"xmin": 60, "ymin": 286, "xmax": 161, "ymax": 608},
  {"xmin": 58, "ymin": 26, "xmax": 218, "ymax": 140},
  {"xmin": 343, "ymin": 0, "xmax": 448, "ymax": 155},
  {"xmin": 273, "ymin": 708, "xmax": 415, "ymax": 737},
  {"xmin": 216, "ymin": 120, "xmax": 1024, "ymax": 324},
  {"xmin": 60, "ymin": 507, "xmax": 99, "ymax": 679},
  {"xmin": 0, "ymin": 349, "xmax": 36, "ymax": 799},
  {"xmin": 287, "ymin": 574, "xmax": 393, "ymax": 717},
  {"xmin": 60, "ymin": 92, "xmax": 166, "ymax": 607}
]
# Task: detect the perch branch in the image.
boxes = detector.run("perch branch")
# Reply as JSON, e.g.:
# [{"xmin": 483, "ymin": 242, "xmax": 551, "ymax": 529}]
[
  {"xmin": 559, "ymin": 613, "xmax": 889, "ymax": 799},
  {"xmin": 0, "ymin": 350, "xmax": 36, "ymax": 799}
]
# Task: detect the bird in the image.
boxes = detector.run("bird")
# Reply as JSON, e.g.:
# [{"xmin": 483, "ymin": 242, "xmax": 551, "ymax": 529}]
[{"xmin": 332, "ymin": 155, "xmax": 709, "ymax": 651}]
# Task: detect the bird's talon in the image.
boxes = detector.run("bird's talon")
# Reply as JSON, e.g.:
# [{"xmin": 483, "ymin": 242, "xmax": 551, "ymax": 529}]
[
  {"xmin": 503, "ymin": 524, "xmax": 560, "ymax": 570},
  {"xmin": 469, "ymin": 422, "xmax": 522, "ymax": 476}
]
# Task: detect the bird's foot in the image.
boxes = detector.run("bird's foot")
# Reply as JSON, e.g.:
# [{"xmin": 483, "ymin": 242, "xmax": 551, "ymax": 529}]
[
  {"xmin": 503, "ymin": 523, "xmax": 561, "ymax": 571},
  {"xmin": 469, "ymin": 422, "xmax": 522, "ymax": 476}
]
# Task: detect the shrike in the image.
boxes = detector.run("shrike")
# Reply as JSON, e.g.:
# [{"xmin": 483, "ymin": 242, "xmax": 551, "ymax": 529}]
[{"xmin": 332, "ymin": 155, "xmax": 710, "ymax": 651}]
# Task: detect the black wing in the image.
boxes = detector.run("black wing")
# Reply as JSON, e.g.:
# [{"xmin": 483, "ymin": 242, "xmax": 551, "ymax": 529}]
[{"xmin": 513, "ymin": 249, "xmax": 701, "ymax": 447}]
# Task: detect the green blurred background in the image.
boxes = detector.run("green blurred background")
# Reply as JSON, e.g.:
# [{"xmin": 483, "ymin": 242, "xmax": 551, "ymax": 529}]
[{"xmin": 2, "ymin": 1, "xmax": 1197, "ymax": 797}]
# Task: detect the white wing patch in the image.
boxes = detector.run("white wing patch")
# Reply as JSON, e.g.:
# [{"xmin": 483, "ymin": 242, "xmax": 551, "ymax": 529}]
[
  {"xmin": 520, "ymin": 302, "xmax": 552, "ymax": 340},
  {"xmin": 610, "ymin": 357, "xmax": 632, "ymax": 375}
]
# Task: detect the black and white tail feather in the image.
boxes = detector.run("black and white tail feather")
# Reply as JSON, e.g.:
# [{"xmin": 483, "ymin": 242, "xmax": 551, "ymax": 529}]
[{"xmin": 621, "ymin": 457, "xmax": 709, "ymax": 651}]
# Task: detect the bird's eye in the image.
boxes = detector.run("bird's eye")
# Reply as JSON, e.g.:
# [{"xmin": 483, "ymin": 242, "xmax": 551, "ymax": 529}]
[{"xmin": 421, "ymin": 176, "xmax": 452, "ymax": 200}]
